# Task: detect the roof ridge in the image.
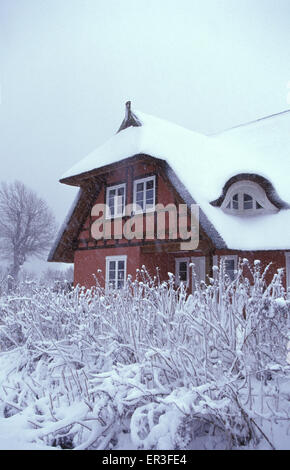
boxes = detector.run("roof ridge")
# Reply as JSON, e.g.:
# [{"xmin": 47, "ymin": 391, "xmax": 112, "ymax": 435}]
[
  {"xmin": 134, "ymin": 109, "xmax": 208, "ymax": 139},
  {"xmin": 211, "ymin": 108, "xmax": 290, "ymax": 136}
]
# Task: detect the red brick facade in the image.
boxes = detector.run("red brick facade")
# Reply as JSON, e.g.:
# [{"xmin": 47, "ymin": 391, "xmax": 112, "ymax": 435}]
[{"xmin": 71, "ymin": 158, "xmax": 289, "ymax": 291}]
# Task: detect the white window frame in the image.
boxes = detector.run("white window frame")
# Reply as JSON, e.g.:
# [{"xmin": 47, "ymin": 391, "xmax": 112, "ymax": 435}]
[
  {"xmin": 133, "ymin": 175, "xmax": 156, "ymax": 214},
  {"xmin": 220, "ymin": 255, "xmax": 238, "ymax": 281},
  {"xmin": 285, "ymin": 252, "xmax": 290, "ymax": 290},
  {"xmin": 175, "ymin": 257, "xmax": 190, "ymax": 287},
  {"xmin": 105, "ymin": 255, "xmax": 127, "ymax": 291},
  {"xmin": 191, "ymin": 256, "xmax": 206, "ymax": 289},
  {"xmin": 221, "ymin": 181, "xmax": 278, "ymax": 216},
  {"xmin": 106, "ymin": 183, "xmax": 126, "ymax": 219}
]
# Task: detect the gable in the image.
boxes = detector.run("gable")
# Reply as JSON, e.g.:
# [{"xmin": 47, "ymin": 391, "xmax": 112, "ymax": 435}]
[
  {"xmin": 49, "ymin": 156, "xmax": 218, "ymax": 262},
  {"xmin": 48, "ymin": 182, "xmax": 102, "ymax": 263},
  {"xmin": 51, "ymin": 104, "xmax": 290, "ymax": 256}
]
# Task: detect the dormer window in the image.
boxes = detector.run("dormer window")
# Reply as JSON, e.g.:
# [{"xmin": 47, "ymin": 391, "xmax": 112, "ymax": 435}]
[
  {"xmin": 227, "ymin": 193, "xmax": 258, "ymax": 210},
  {"xmin": 222, "ymin": 181, "xmax": 278, "ymax": 216}
]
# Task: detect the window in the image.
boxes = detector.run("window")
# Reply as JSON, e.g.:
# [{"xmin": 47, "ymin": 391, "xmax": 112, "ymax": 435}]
[
  {"xmin": 106, "ymin": 184, "xmax": 126, "ymax": 218},
  {"xmin": 175, "ymin": 258, "xmax": 189, "ymax": 286},
  {"xmin": 221, "ymin": 255, "xmax": 238, "ymax": 281},
  {"xmin": 222, "ymin": 181, "xmax": 278, "ymax": 216},
  {"xmin": 105, "ymin": 256, "xmax": 127, "ymax": 290},
  {"xmin": 232, "ymin": 194, "xmax": 239, "ymax": 210},
  {"xmin": 133, "ymin": 176, "xmax": 156, "ymax": 213},
  {"xmin": 243, "ymin": 194, "xmax": 253, "ymax": 210}
]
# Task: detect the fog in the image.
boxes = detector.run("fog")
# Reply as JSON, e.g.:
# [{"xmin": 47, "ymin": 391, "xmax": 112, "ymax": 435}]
[{"xmin": 0, "ymin": 0, "xmax": 289, "ymax": 271}]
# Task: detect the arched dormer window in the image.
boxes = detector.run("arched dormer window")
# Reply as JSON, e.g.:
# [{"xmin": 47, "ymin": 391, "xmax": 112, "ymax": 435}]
[
  {"xmin": 226, "ymin": 193, "xmax": 261, "ymax": 211},
  {"xmin": 222, "ymin": 181, "xmax": 278, "ymax": 216}
]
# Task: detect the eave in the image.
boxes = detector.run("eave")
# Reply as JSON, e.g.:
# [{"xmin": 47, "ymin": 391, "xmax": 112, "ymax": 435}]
[
  {"xmin": 60, "ymin": 154, "xmax": 166, "ymax": 187},
  {"xmin": 48, "ymin": 182, "xmax": 102, "ymax": 263}
]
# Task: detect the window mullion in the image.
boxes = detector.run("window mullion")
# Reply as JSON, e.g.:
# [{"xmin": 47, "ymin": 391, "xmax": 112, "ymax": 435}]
[{"xmin": 238, "ymin": 192, "xmax": 242, "ymax": 210}]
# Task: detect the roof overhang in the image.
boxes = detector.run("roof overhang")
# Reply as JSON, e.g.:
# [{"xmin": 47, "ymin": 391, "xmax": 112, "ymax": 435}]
[{"xmin": 60, "ymin": 154, "xmax": 166, "ymax": 187}]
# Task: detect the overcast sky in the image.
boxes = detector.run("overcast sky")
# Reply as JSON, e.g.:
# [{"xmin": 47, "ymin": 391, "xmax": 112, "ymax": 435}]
[{"xmin": 0, "ymin": 0, "xmax": 290, "ymax": 271}]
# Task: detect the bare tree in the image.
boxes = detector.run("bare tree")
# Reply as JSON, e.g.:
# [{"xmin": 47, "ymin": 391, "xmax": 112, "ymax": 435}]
[{"xmin": 0, "ymin": 180, "xmax": 56, "ymax": 285}]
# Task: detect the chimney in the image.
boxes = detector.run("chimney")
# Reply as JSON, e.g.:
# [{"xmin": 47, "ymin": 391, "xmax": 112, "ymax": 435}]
[
  {"xmin": 125, "ymin": 101, "xmax": 131, "ymax": 120},
  {"xmin": 117, "ymin": 100, "xmax": 141, "ymax": 133}
]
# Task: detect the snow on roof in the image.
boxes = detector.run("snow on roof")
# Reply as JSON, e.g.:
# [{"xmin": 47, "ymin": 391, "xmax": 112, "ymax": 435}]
[
  {"xmin": 47, "ymin": 188, "xmax": 82, "ymax": 262},
  {"xmin": 61, "ymin": 108, "xmax": 290, "ymax": 251}
]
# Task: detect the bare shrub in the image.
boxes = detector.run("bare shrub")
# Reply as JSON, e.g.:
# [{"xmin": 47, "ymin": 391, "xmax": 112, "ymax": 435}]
[{"xmin": 0, "ymin": 261, "xmax": 289, "ymax": 449}]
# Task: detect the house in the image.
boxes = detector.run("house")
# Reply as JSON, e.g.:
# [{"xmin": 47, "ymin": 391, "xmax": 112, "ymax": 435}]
[{"xmin": 48, "ymin": 102, "xmax": 290, "ymax": 292}]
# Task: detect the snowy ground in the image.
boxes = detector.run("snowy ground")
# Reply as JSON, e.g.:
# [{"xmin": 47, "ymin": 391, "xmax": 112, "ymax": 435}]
[{"xmin": 0, "ymin": 264, "xmax": 289, "ymax": 450}]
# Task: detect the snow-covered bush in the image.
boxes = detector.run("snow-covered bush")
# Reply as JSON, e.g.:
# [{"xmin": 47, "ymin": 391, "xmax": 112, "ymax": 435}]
[{"xmin": 0, "ymin": 261, "xmax": 289, "ymax": 450}]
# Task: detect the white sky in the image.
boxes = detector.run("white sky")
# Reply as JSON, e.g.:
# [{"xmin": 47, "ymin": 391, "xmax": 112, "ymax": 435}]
[{"xmin": 0, "ymin": 0, "xmax": 290, "ymax": 270}]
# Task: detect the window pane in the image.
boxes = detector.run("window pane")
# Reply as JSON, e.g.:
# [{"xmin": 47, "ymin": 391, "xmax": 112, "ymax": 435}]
[
  {"xmin": 116, "ymin": 205, "xmax": 123, "ymax": 215},
  {"xmin": 233, "ymin": 194, "xmax": 239, "ymax": 210},
  {"xmin": 118, "ymin": 260, "xmax": 125, "ymax": 271},
  {"xmin": 116, "ymin": 197, "xmax": 124, "ymax": 215},
  {"xmin": 108, "ymin": 204, "xmax": 114, "ymax": 217},
  {"xmin": 108, "ymin": 189, "xmax": 116, "ymax": 217},
  {"xmin": 244, "ymin": 194, "xmax": 253, "ymax": 210},
  {"xmin": 225, "ymin": 259, "xmax": 235, "ymax": 281},
  {"xmin": 109, "ymin": 260, "xmax": 116, "ymax": 281},
  {"xmin": 118, "ymin": 274, "xmax": 124, "ymax": 285},
  {"xmin": 136, "ymin": 192, "xmax": 144, "ymax": 211},
  {"xmin": 136, "ymin": 183, "xmax": 144, "ymax": 192},
  {"xmin": 179, "ymin": 271, "xmax": 187, "ymax": 282},
  {"xmin": 146, "ymin": 189, "xmax": 154, "ymax": 202},
  {"xmin": 116, "ymin": 189, "xmax": 125, "ymax": 215},
  {"xmin": 117, "ymin": 187, "xmax": 124, "ymax": 196},
  {"xmin": 117, "ymin": 280, "xmax": 124, "ymax": 289},
  {"xmin": 256, "ymin": 201, "xmax": 263, "ymax": 209},
  {"xmin": 136, "ymin": 203, "xmax": 144, "ymax": 212},
  {"xmin": 146, "ymin": 179, "xmax": 154, "ymax": 190},
  {"xmin": 179, "ymin": 262, "xmax": 188, "ymax": 281},
  {"xmin": 179, "ymin": 262, "xmax": 187, "ymax": 271}
]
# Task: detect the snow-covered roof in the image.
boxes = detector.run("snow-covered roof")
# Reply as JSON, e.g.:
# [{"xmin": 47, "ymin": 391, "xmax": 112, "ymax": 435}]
[
  {"xmin": 47, "ymin": 188, "xmax": 82, "ymax": 262},
  {"xmin": 61, "ymin": 107, "xmax": 290, "ymax": 251}
]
